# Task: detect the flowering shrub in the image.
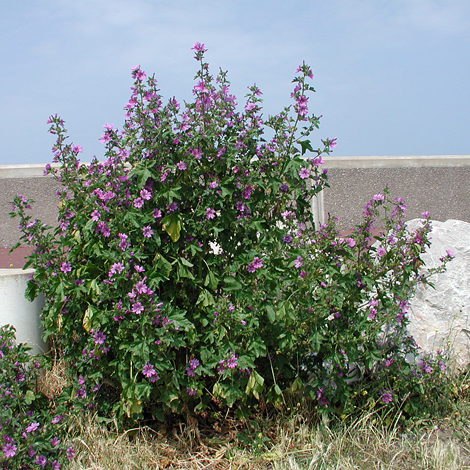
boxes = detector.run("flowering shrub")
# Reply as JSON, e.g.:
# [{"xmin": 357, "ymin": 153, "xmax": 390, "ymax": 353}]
[
  {"xmin": 9, "ymin": 43, "xmax": 452, "ymax": 425},
  {"xmin": 0, "ymin": 325, "xmax": 75, "ymax": 469}
]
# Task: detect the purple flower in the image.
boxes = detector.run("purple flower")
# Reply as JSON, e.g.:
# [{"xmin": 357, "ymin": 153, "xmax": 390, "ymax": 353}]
[
  {"xmin": 109, "ymin": 262, "xmax": 124, "ymax": 277},
  {"xmin": 373, "ymin": 193, "xmax": 385, "ymax": 202},
  {"xmin": 160, "ymin": 170, "xmax": 170, "ymax": 182},
  {"xmin": 2, "ymin": 442, "xmax": 17, "ymax": 458},
  {"xmin": 294, "ymin": 256, "xmax": 303, "ymax": 268},
  {"xmin": 189, "ymin": 148, "xmax": 202, "ymax": 160},
  {"xmin": 51, "ymin": 436, "xmax": 60, "ymax": 447},
  {"xmin": 191, "ymin": 42, "xmax": 206, "ymax": 52},
  {"xmin": 60, "ymin": 262, "xmax": 71, "ymax": 273},
  {"xmin": 66, "ymin": 446, "xmax": 75, "ymax": 460},
  {"xmin": 166, "ymin": 202, "xmax": 178, "ymax": 212},
  {"xmin": 247, "ymin": 257, "xmax": 263, "ymax": 272},
  {"xmin": 97, "ymin": 221, "xmax": 111, "ymax": 237},
  {"xmin": 15, "ymin": 372, "xmax": 25, "ymax": 382},
  {"xmin": 132, "ymin": 302, "xmax": 144, "ymax": 314},
  {"xmin": 140, "ymin": 189, "xmax": 152, "ymax": 200},
  {"xmin": 205, "ymin": 208, "xmax": 216, "ymax": 220},
  {"xmin": 298, "ymin": 168, "xmax": 310, "ymax": 179},
  {"xmin": 176, "ymin": 161, "xmax": 187, "ymax": 170},
  {"xmin": 128, "ymin": 289, "xmax": 137, "ymax": 299},
  {"xmin": 36, "ymin": 455, "xmax": 47, "ymax": 467},
  {"xmin": 283, "ymin": 235, "xmax": 293, "ymax": 244},
  {"xmin": 118, "ymin": 233, "xmax": 130, "ymax": 251},
  {"xmin": 133, "ymin": 197, "xmax": 144, "ymax": 209},
  {"xmin": 91, "ymin": 209, "xmax": 100, "ymax": 221},
  {"xmin": 446, "ymin": 250, "xmax": 455, "ymax": 258},
  {"xmin": 142, "ymin": 225, "xmax": 154, "ymax": 238},
  {"xmin": 131, "ymin": 66, "xmax": 146, "ymax": 81},
  {"xmin": 51, "ymin": 415, "xmax": 63, "ymax": 424},
  {"xmin": 93, "ymin": 330, "xmax": 106, "ymax": 345},
  {"xmin": 209, "ymin": 181, "xmax": 219, "ymax": 189},
  {"xmin": 187, "ymin": 388, "xmax": 197, "ymax": 396},
  {"xmin": 381, "ymin": 392, "xmax": 393, "ymax": 403},
  {"xmin": 142, "ymin": 362, "xmax": 159, "ymax": 382},
  {"xmin": 226, "ymin": 354, "xmax": 238, "ymax": 369},
  {"xmin": 242, "ymin": 184, "xmax": 253, "ymax": 200},
  {"xmin": 316, "ymin": 388, "xmax": 329, "ymax": 406},
  {"xmin": 25, "ymin": 422, "xmax": 40, "ymax": 433},
  {"xmin": 295, "ymin": 95, "xmax": 309, "ymax": 116},
  {"xmin": 377, "ymin": 247, "xmax": 386, "ymax": 257},
  {"xmin": 135, "ymin": 279, "xmax": 150, "ymax": 294}
]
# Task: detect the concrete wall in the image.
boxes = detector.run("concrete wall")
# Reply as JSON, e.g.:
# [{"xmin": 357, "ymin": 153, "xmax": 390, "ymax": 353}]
[
  {"xmin": 1, "ymin": 157, "xmax": 469, "ymax": 248},
  {"xmin": 0, "ymin": 165, "xmax": 61, "ymax": 249},
  {"xmin": 319, "ymin": 155, "xmax": 470, "ymax": 230}
]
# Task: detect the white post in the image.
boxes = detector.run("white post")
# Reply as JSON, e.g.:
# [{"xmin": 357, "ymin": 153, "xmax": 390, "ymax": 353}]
[
  {"xmin": 0, "ymin": 269, "xmax": 47, "ymax": 355},
  {"xmin": 312, "ymin": 190, "xmax": 325, "ymax": 228}
]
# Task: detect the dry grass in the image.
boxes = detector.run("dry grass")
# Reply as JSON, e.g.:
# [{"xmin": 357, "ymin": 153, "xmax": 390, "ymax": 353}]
[{"xmin": 65, "ymin": 407, "xmax": 470, "ymax": 470}]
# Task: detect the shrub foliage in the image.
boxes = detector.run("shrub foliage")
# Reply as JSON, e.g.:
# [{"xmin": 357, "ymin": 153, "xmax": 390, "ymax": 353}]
[{"xmin": 9, "ymin": 44, "xmax": 452, "ymax": 429}]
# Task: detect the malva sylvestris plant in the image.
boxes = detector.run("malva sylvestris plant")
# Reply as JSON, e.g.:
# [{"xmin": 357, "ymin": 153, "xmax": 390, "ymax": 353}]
[
  {"xmin": 10, "ymin": 43, "xmax": 452, "ymax": 426},
  {"xmin": 0, "ymin": 325, "xmax": 76, "ymax": 469}
]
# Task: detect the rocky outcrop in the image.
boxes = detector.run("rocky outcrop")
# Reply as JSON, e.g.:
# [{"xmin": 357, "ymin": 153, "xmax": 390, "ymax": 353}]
[{"xmin": 407, "ymin": 219, "xmax": 470, "ymax": 368}]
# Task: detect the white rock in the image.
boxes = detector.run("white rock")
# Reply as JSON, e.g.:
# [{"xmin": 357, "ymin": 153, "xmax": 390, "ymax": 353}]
[{"xmin": 406, "ymin": 219, "xmax": 470, "ymax": 368}]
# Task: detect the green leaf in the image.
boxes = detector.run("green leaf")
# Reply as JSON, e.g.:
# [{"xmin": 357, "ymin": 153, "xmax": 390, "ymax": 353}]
[
  {"xmin": 266, "ymin": 305, "xmax": 276, "ymax": 323},
  {"xmin": 299, "ymin": 140, "xmax": 314, "ymax": 155},
  {"xmin": 245, "ymin": 370, "xmax": 264, "ymax": 400},
  {"xmin": 177, "ymin": 262, "xmax": 195, "ymax": 280},
  {"xmin": 24, "ymin": 390, "xmax": 36, "ymax": 405},
  {"xmin": 24, "ymin": 281, "xmax": 38, "ymax": 302},
  {"xmin": 82, "ymin": 306, "xmax": 93, "ymax": 333},
  {"xmin": 223, "ymin": 276, "xmax": 243, "ymax": 292},
  {"xmin": 196, "ymin": 289, "xmax": 215, "ymax": 307},
  {"xmin": 180, "ymin": 257, "xmax": 194, "ymax": 267},
  {"xmin": 290, "ymin": 377, "xmax": 303, "ymax": 393},
  {"xmin": 153, "ymin": 253, "xmax": 172, "ymax": 277},
  {"xmin": 213, "ymin": 382, "xmax": 228, "ymax": 399},
  {"xmin": 204, "ymin": 271, "xmax": 218, "ymax": 290},
  {"xmin": 161, "ymin": 214, "xmax": 182, "ymax": 242},
  {"xmin": 131, "ymin": 166, "xmax": 152, "ymax": 188}
]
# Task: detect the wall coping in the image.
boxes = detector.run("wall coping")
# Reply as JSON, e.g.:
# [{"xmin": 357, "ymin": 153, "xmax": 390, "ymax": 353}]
[
  {"xmin": 322, "ymin": 155, "xmax": 470, "ymax": 169},
  {"xmin": 0, "ymin": 163, "xmax": 61, "ymax": 179},
  {"xmin": 1, "ymin": 156, "xmax": 469, "ymax": 178}
]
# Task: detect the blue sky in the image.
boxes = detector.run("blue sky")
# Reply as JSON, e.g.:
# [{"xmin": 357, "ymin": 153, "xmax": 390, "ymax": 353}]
[{"xmin": 1, "ymin": 0, "xmax": 469, "ymax": 165}]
